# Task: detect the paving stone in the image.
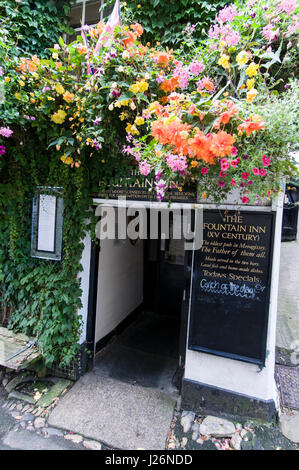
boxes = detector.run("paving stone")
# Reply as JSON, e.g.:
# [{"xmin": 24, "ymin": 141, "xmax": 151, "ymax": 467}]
[
  {"xmin": 5, "ymin": 375, "xmax": 26, "ymax": 394},
  {"xmin": 8, "ymin": 391, "xmax": 35, "ymax": 404},
  {"xmin": 22, "ymin": 405, "xmax": 30, "ymax": 413},
  {"xmin": 64, "ymin": 433, "xmax": 83, "ymax": 444},
  {"xmin": 36, "ymin": 379, "xmax": 71, "ymax": 408},
  {"xmin": 11, "ymin": 411, "xmax": 23, "ymax": 420},
  {"xmin": 280, "ymin": 411, "xmax": 299, "ymax": 443},
  {"xmin": 8, "ymin": 403, "xmax": 16, "ymax": 411},
  {"xmin": 26, "ymin": 425, "xmax": 35, "ymax": 432},
  {"xmin": 180, "ymin": 411, "xmax": 195, "ymax": 433},
  {"xmin": 42, "ymin": 427, "xmax": 64, "ymax": 438},
  {"xmin": 231, "ymin": 432, "xmax": 242, "ymax": 450},
  {"xmin": 34, "ymin": 417, "xmax": 45, "ymax": 429},
  {"xmin": 21, "ymin": 413, "xmax": 35, "ymax": 422},
  {"xmin": 83, "ymin": 439, "xmax": 102, "ymax": 450},
  {"xmin": 16, "ymin": 403, "xmax": 23, "ymax": 411},
  {"xmin": 199, "ymin": 416, "xmax": 236, "ymax": 437},
  {"xmin": 2, "ymin": 378, "xmax": 9, "ymax": 388}
]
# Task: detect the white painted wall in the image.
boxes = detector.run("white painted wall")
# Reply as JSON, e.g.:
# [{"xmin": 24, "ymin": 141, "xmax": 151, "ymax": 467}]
[
  {"xmin": 95, "ymin": 226, "xmax": 143, "ymax": 344},
  {"xmin": 78, "ymin": 228, "xmax": 92, "ymax": 344},
  {"xmin": 184, "ymin": 193, "xmax": 284, "ymax": 405}
]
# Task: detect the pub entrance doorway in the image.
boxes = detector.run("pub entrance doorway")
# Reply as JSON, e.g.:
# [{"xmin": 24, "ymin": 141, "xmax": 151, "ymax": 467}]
[{"xmin": 90, "ymin": 206, "xmax": 190, "ymax": 395}]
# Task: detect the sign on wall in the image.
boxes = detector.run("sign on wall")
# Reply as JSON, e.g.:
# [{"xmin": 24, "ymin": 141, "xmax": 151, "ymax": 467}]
[
  {"xmin": 188, "ymin": 209, "xmax": 275, "ymax": 366},
  {"xmin": 95, "ymin": 169, "xmax": 198, "ymax": 203},
  {"xmin": 31, "ymin": 189, "xmax": 63, "ymax": 260}
]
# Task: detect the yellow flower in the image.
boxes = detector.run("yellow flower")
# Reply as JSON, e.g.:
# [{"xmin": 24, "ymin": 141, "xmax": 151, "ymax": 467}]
[
  {"xmin": 19, "ymin": 80, "xmax": 25, "ymax": 87},
  {"xmin": 134, "ymin": 116, "xmax": 145, "ymax": 126},
  {"xmin": 246, "ymin": 78, "xmax": 255, "ymax": 90},
  {"xmin": 55, "ymin": 84, "xmax": 65, "ymax": 95},
  {"xmin": 30, "ymin": 98, "xmax": 35, "ymax": 103},
  {"xmin": 130, "ymin": 80, "xmax": 148, "ymax": 94},
  {"xmin": 63, "ymin": 91, "xmax": 74, "ymax": 102},
  {"xmin": 236, "ymin": 51, "xmax": 249, "ymax": 66},
  {"xmin": 14, "ymin": 92, "xmax": 21, "ymax": 100},
  {"xmin": 119, "ymin": 112, "xmax": 128, "ymax": 121},
  {"xmin": 125, "ymin": 123, "xmax": 140, "ymax": 136},
  {"xmin": 4, "ymin": 77, "xmax": 10, "ymax": 83},
  {"xmin": 120, "ymin": 99, "xmax": 129, "ymax": 106},
  {"xmin": 130, "ymin": 83, "xmax": 140, "ymax": 94},
  {"xmin": 218, "ymin": 54, "xmax": 230, "ymax": 69},
  {"xmin": 60, "ymin": 155, "xmax": 74, "ymax": 165},
  {"xmin": 246, "ymin": 62, "xmax": 259, "ymax": 78},
  {"xmin": 52, "ymin": 52, "xmax": 59, "ymax": 60},
  {"xmin": 51, "ymin": 109, "xmax": 67, "ymax": 124},
  {"xmin": 246, "ymin": 88, "xmax": 258, "ymax": 103}
]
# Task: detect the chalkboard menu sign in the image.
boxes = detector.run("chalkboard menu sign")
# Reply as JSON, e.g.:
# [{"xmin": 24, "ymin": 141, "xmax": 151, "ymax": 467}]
[{"xmin": 188, "ymin": 210, "xmax": 275, "ymax": 366}]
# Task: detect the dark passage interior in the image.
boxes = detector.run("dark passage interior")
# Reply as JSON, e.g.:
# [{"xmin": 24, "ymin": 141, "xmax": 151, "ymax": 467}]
[{"xmin": 93, "ymin": 213, "xmax": 185, "ymax": 395}]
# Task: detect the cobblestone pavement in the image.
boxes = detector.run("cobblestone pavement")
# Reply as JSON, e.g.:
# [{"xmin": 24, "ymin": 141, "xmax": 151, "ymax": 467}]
[{"xmin": 1, "ymin": 366, "xmax": 298, "ymax": 451}]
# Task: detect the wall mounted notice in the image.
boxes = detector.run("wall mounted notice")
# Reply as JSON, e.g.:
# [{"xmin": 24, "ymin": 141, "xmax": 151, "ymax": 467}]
[
  {"xmin": 31, "ymin": 189, "xmax": 63, "ymax": 261},
  {"xmin": 37, "ymin": 195, "xmax": 56, "ymax": 252},
  {"xmin": 188, "ymin": 209, "xmax": 275, "ymax": 366}
]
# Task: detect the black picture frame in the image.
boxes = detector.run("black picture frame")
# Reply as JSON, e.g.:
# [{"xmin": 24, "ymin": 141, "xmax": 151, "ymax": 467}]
[{"xmin": 31, "ymin": 188, "xmax": 63, "ymax": 261}]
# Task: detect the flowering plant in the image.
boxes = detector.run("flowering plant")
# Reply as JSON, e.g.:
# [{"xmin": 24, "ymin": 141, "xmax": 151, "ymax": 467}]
[{"xmin": 0, "ymin": 0, "xmax": 298, "ymax": 205}]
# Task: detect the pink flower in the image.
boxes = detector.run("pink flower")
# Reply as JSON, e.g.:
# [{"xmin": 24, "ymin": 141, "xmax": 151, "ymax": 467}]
[
  {"xmin": 248, "ymin": 180, "xmax": 253, "ymax": 185},
  {"xmin": 0, "ymin": 145, "xmax": 6, "ymax": 155},
  {"xmin": 231, "ymin": 146, "xmax": 238, "ymax": 155},
  {"xmin": 220, "ymin": 159, "xmax": 229, "ymax": 171},
  {"xmin": 259, "ymin": 168, "xmax": 267, "ymax": 176},
  {"xmin": 165, "ymin": 154, "xmax": 187, "ymax": 173},
  {"xmin": 231, "ymin": 179, "xmax": 236, "ymax": 186},
  {"xmin": 279, "ymin": 0, "xmax": 297, "ymax": 15},
  {"xmin": 0, "ymin": 126, "xmax": 13, "ymax": 138},
  {"xmin": 189, "ymin": 60, "xmax": 205, "ymax": 76},
  {"xmin": 188, "ymin": 104, "xmax": 196, "ymax": 115},
  {"xmin": 201, "ymin": 167, "xmax": 208, "ymax": 174},
  {"xmin": 252, "ymin": 167, "xmax": 260, "ymax": 175},
  {"xmin": 219, "ymin": 171, "xmax": 226, "ymax": 178},
  {"xmin": 139, "ymin": 161, "xmax": 151, "ymax": 176},
  {"xmin": 262, "ymin": 155, "xmax": 271, "ymax": 166},
  {"xmin": 242, "ymin": 172, "xmax": 249, "ymax": 179},
  {"xmin": 216, "ymin": 4, "xmax": 239, "ymax": 23},
  {"xmin": 217, "ymin": 180, "xmax": 226, "ymax": 187},
  {"xmin": 242, "ymin": 196, "xmax": 249, "ymax": 204},
  {"xmin": 262, "ymin": 24, "xmax": 280, "ymax": 42},
  {"xmin": 230, "ymin": 159, "xmax": 238, "ymax": 167}
]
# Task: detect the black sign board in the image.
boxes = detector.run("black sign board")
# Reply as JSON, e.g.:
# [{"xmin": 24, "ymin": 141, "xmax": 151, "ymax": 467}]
[
  {"xmin": 188, "ymin": 209, "xmax": 275, "ymax": 366},
  {"xmin": 94, "ymin": 170, "xmax": 197, "ymax": 203}
]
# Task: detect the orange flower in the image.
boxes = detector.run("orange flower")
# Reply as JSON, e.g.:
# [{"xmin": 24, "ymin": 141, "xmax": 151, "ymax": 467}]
[
  {"xmin": 237, "ymin": 117, "xmax": 265, "ymax": 136},
  {"xmin": 155, "ymin": 51, "xmax": 171, "ymax": 68},
  {"xmin": 77, "ymin": 46, "xmax": 87, "ymax": 55},
  {"xmin": 97, "ymin": 21, "xmax": 105, "ymax": 34},
  {"xmin": 130, "ymin": 23, "xmax": 143, "ymax": 36},
  {"xmin": 123, "ymin": 30, "xmax": 137, "ymax": 48},
  {"xmin": 152, "ymin": 118, "xmax": 190, "ymax": 155},
  {"xmin": 160, "ymin": 76, "xmax": 179, "ymax": 93},
  {"xmin": 188, "ymin": 130, "xmax": 216, "ymax": 164},
  {"xmin": 202, "ymin": 77, "xmax": 214, "ymax": 91},
  {"xmin": 210, "ymin": 131, "xmax": 236, "ymax": 158}
]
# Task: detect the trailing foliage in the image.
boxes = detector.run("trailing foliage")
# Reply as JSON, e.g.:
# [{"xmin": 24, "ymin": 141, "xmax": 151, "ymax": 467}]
[
  {"xmin": 109, "ymin": 0, "xmax": 231, "ymax": 46},
  {"xmin": 0, "ymin": 0, "xmax": 74, "ymax": 58},
  {"xmin": 0, "ymin": 0, "xmax": 298, "ymax": 366}
]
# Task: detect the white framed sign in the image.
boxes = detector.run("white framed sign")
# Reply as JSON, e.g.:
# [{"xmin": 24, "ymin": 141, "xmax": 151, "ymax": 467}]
[{"xmin": 31, "ymin": 188, "xmax": 63, "ymax": 260}]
